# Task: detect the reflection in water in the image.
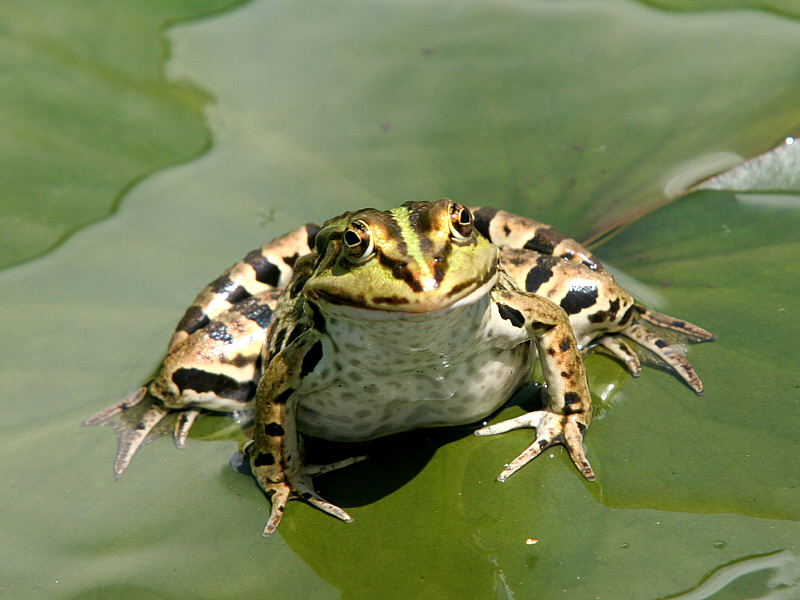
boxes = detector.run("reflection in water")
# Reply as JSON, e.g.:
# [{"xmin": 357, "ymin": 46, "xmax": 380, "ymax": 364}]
[
  {"xmin": 662, "ymin": 551, "xmax": 799, "ymax": 600},
  {"xmin": 736, "ymin": 193, "xmax": 800, "ymax": 210}
]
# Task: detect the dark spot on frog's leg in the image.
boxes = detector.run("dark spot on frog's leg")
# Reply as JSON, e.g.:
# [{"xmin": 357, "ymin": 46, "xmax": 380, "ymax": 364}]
[
  {"xmin": 587, "ymin": 298, "xmax": 621, "ymax": 324},
  {"xmin": 524, "ymin": 257, "xmax": 555, "ymax": 293},
  {"xmin": 563, "ymin": 391, "xmax": 581, "ymax": 414},
  {"xmin": 471, "ymin": 207, "xmax": 498, "ymax": 240},
  {"xmin": 254, "ymin": 451, "xmax": 276, "ymax": 467},
  {"xmin": 211, "ymin": 275, "xmax": 252, "ymax": 303},
  {"xmin": 274, "ymin": 388, "xmax": 294, "ymax": 404},
  {"xmin": 223, "ymin": 353, "xmax": 253, "ymax": 368},
  {"xmin": 523, "ymin": 228, "xmax": 567, "ymax": 254},
  {"xmin": 560, "ymin": 370, "xmax": 573, "ymax": 379},
  {"xmin": 619, "ymin": 305, "xmax": 635, "ymax": 326},
  {"xmin": 560, "ymin": 287, "xmax": 599, "ymax": 315},
  {"xmin": 559, "ymin": 337, "xmax": 571, "ymax": 352},
  {"xmin": 497, "ymin": 303, "xmax": 525, "ymax": 328},
  {"xmin": 654, "ymin": 339, "xmax": 668, "ymax": 349},
  {"xmin": 263, "ymin": 422, "xmax": 285, "ymax": 437},
  {"xmin": 576, "ymin": 421, "xmax": 587, "ymax": 435},
  {"xmin": 235, "ymin": 297, "xmax": 274, "ymax": 329},
  {"xmin": 175, "ymin": 305, "xmax": 210, "ymax": 336},
  {"xmin": 172, "ymin": 368, "xmax": 256, "ymax": 401},
  {"xmin": 244, "ymin": 249, "xmax": 281, "ymax": 287},
  {"xmin": 300, "ymin": 341, "xmax": 324, "ymax": 378}
]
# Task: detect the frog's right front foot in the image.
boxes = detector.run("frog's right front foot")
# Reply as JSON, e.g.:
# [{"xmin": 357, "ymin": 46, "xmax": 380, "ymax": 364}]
[
  {"xmin": 476, "ymin": 409, "xmax": 595, "ymax": 482},
  {"xmin": 245, "ymin": 440, "xmax": 367, "ymax": 537}
]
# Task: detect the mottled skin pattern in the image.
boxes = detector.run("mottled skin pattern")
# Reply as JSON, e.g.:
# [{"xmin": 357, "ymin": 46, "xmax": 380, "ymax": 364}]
[{"xmin": 85, "ymin": 200, "xmax": 714, "ymax": 536}]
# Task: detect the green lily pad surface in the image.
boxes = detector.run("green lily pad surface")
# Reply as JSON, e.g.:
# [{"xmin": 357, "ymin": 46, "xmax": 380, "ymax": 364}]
[{"xmin": 1, "ymin": 1, "xmax": 799, "ymax": 599}]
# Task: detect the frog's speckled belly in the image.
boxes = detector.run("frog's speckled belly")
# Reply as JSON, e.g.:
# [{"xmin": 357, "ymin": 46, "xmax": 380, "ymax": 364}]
[{"xmin": 295, "ymin": 297, "xmax": 535, "ymax": 441}]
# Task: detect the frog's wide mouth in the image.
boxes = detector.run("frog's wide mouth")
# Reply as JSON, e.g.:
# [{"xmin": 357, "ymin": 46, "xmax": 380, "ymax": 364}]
[{"xmin": 307, "ymin": 268, "xmax": 499, "ymax": 319}]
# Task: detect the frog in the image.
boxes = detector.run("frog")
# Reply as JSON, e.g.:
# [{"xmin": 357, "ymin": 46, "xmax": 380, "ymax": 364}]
[{"xmin": 85, "ymin": 199, "xmax": 714, "ymax": 536}]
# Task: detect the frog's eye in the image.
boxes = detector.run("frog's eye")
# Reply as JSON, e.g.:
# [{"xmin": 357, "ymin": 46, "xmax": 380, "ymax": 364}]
[
  {"xmin": 448, "ymin": 203, "xmax": 473, "ymax": 241},
  {"xmin": 342, "ymin": 220, "xmax": 374, "ymax": 262}
]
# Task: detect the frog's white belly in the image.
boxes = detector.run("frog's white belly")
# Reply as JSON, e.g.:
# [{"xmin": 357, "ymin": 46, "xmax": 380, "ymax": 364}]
[{"xmin": 295, "ymin": 295, "xmax": 536, "ymax": 441}]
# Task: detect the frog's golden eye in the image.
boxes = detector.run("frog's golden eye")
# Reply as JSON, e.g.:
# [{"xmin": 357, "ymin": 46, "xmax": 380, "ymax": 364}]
[
  {"xmin": 342, "ymin": 219, "xmax": 374, "ymax": 262},
  {"xmin": 448, "ymin": 203, "xmax": 473, "ymax": 241}
]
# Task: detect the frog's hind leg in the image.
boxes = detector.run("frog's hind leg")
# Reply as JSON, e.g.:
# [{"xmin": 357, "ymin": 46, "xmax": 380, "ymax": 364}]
[{"xmin": 618, "ymin": 308, "xmax": 716, "ymax": 395}]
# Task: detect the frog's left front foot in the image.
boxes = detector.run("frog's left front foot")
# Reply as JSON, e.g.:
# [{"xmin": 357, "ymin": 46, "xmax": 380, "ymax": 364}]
[{"xmin": 476, "ymin": 410, "xmax": 594, "ymax": 482}]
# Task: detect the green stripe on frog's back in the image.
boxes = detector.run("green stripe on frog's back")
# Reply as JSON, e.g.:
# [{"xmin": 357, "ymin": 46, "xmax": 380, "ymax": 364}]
[{"xmin": 389, "ymin": 204, "xmax": 445, "ymax": 292}]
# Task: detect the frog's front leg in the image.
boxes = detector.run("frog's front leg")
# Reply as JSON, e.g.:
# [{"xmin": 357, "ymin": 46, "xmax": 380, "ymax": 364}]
[
  {"xmin": 477, "ymin": 289, "xmax": 595, "ymax": 482},
  {"xmin": 248, "ymin": 333, "xmax": 365, "ymax": 537}
]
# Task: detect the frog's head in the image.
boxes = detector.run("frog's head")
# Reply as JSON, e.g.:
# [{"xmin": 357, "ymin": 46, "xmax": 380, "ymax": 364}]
[{"xmin": 305, "ymin": 199, "xmax": 499, "ymax": 315}]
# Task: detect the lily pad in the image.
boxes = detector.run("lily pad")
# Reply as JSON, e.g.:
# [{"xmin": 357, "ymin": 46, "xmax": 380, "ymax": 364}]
[
  {"xmin": 1, "ymin": 1, "xmax": 799, "ymax": 600},
  {"xmin": 0, "ymin": 0, "xmax": 245, "ymax": 269}
]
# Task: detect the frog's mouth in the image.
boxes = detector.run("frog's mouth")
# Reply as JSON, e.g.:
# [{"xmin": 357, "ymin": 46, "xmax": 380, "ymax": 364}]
[{"xmin": 308, "ymin": 268, "xmax": 499, "ymax": 319}]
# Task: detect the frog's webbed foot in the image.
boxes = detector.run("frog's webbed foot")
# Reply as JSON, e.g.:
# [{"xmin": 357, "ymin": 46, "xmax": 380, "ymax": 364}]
[
  {"xmin": 475, "ymin": 410, "xmax": 595, "ymax": 482},
  {"xmin": 260, "ymin": 456, "xmax": 368, "ymax": 537},
  {"xmin": 83, "ymin": 387, "xmax": 204, "ymax": 477},
  {"xmin": 615, "ymin": 306, "xmax": 716, "ymax": 395},
  {"xmin": 245, "ymin": 440, "xmax": 367, "ymax": 537},
  {"xmin": 83, "ymin": 387, "xmax": 170, "ymax": 477}
]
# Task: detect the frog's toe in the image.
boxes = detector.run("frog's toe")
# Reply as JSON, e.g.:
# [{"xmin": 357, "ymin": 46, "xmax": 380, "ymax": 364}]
[
  {"xmin": 638, "ymin": 307, "xmax": 716, "ymax": 342},
  {"xmin": 82, "ymin": 386, "xmax": 148, "ymax": 426},
  {"xmin": 595, "ymin": 335, "xmax": 642, "ymax": 377},
  {"xmin": 113, "ymin": 403, "xmax": 170, "ymax": 477},
  {"xmin": 477, "ymin": 411, "xmax": 595, "ymax": 482},
  {"xmin": 294, "ymin": 477, "xmax": 354, "ymax": 524},
  {"xmin": 262, "ymin": 484, "xmax": 291, "ymax": 537},
  {"xmin": 623, "ymin": 322, "xmax": 706, "ymax": 395},
  {"xmin": 173, "ymin": 409, "xmax": 202, "ymax": 448}
]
